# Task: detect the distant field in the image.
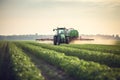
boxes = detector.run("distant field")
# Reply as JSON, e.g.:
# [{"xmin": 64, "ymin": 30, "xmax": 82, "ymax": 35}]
[{"xmin": 0, "ymin": 41, "xmax": 120, "ymax": 80}]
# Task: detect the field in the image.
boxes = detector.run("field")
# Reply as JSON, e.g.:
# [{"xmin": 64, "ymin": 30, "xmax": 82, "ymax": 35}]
[{"xmin": 0, "ymin": 41, "xmax": 120, "ymax": 80}]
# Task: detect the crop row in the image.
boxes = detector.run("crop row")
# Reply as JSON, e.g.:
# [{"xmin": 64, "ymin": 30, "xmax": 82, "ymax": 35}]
[
  {"xmin": 8, "ymin": 42, "xmax": 45, "ymax": 80},
  {"xmin": 61, "ymin": 44, "xmax": 120, "ymax": 55},
  {"xmin": 28, "ymin": 42, "xmax": 120, "ymax": 68},
  {"xmin": 15, "ymin": 42, "xmax": 120, "ymax": 80}
]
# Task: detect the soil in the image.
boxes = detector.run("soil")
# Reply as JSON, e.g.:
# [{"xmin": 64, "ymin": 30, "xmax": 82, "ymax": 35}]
[{"xmin": 0, "ymin": 43, "xmax": 15, "ymax": 80}]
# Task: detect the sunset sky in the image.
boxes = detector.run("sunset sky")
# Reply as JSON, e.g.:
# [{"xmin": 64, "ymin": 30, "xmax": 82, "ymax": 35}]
[{"xmin": 0, "ymin": 0, "xmax": 120, "ymax": 35}]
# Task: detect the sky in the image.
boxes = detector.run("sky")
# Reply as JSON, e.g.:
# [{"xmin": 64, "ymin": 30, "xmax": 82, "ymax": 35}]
[{"xmin": 0, "ymin": 0, "xmax": 120, "ymax": 35}]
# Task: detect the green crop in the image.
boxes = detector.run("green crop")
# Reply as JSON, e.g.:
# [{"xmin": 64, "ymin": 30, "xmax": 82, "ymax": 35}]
[
  {"xmin": 15, "ymin": 42, "xmax": 120, "ymax": 80},
  {"xmin": 8, "ymin": 42, "xmax": 45, "ymax": 80},
  {"xmin": 28, "ymin": 42, "xmax": 120, "ymax": 68},
  {"xmin": 61, "ymin": 44, "xmax": 120, "ymax": 55}
]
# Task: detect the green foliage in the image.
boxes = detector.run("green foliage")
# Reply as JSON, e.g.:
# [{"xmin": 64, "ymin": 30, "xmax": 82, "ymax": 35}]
[
  {"xmin": 8, "ymin": 43, "xmax": 45, "ymax": 80},
  {"xmin": 15, "ymin": 42, "xmax": 120, "ymax": 80},
  {"xmin": 62, "ymin": 44, "xmax": 120, "ymax": 55},
  {"xmin": 28, "ymin": 42, "xmax": 120, "ymax": 68},
  {"xmin": 1, "ymin": 41, "xmax": 119, "ymax": 80}
]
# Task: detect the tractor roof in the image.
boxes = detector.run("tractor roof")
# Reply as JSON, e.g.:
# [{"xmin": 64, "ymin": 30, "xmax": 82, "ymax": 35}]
[{"xmin": 57, "ymin": 27, "xmax": 66, "ymax": 29}]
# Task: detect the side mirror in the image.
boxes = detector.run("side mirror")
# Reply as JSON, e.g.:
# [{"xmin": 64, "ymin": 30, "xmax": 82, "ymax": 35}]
[{"xmin": 53, "ymin": 29, "xmax": 56, "ymax": 31}]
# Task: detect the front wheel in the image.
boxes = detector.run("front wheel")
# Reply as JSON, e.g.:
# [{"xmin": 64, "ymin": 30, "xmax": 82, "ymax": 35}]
[
  {"xmin": 57, "ymin": 36, "xmax": 60, "ymax": 45},
  {"xmin": 66, "ymin": 37, "xmax": 69, "ymax": 44}
]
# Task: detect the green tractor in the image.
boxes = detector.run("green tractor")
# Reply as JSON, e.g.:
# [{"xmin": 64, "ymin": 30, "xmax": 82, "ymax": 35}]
[{"xmin": 53, "ymin": 27, "xmax": 79, "ymax": 45}]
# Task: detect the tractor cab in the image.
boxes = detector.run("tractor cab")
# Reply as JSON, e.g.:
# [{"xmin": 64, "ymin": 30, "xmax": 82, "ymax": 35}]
[
  {"xmin": 53, "ymin": 28, "xmax": 67, "ymax": 35},
  {"xmin": 53, "ymin": 28, "xmax": 69, "ymax": 45}
]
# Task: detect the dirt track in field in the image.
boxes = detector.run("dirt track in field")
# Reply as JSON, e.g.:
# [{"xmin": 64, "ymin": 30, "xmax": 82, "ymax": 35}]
[{"xmin": 0, "ymin": 43, "xmax": 14, "ymax": 80}]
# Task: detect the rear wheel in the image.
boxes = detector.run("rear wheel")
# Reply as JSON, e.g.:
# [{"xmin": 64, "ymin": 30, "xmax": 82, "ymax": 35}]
[
  {"xmin": 54, "ymin": 36, "xmax": 57, "ymax": 45},
  {"xmin": 66, "ymin": 37, "xmax": 69, "ymax": 44}
]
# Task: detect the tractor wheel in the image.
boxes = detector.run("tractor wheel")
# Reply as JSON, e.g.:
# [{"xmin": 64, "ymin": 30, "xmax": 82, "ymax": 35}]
[
  {"xmin": 66, "ymin": 37, "xmax": 69, "ymax": 44},
  {"xmin": 57, "ymin": 36, "xmax": 60, "ymax": 45},
  {"xmin": 54, "ymin": 36, "xmax": 57, "ymax": 45}
]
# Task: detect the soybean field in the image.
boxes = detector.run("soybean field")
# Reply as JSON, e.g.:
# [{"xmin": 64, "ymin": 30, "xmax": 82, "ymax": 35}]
[{"xmin": 0, "ymin": 41, "xmax": 120, "ymax": 80}]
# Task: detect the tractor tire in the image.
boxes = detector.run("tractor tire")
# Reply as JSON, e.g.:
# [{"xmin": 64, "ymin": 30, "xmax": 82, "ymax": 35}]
[
  {"xmin": 66, "ymin": 37, "xmax": 69, "ymax": 44},
  {"xmin": 57, "ymin": 36, "xmax": 60, "ymax": 45},
  {"xmin": 54, "ymin": 36, "xmax": 57, "ymax": 45}
]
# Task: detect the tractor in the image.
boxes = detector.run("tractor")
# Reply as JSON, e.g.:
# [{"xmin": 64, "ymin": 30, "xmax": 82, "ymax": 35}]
[{"xmin": 53, "ymin": 27, "xmax": 79, "ymax": 45}]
